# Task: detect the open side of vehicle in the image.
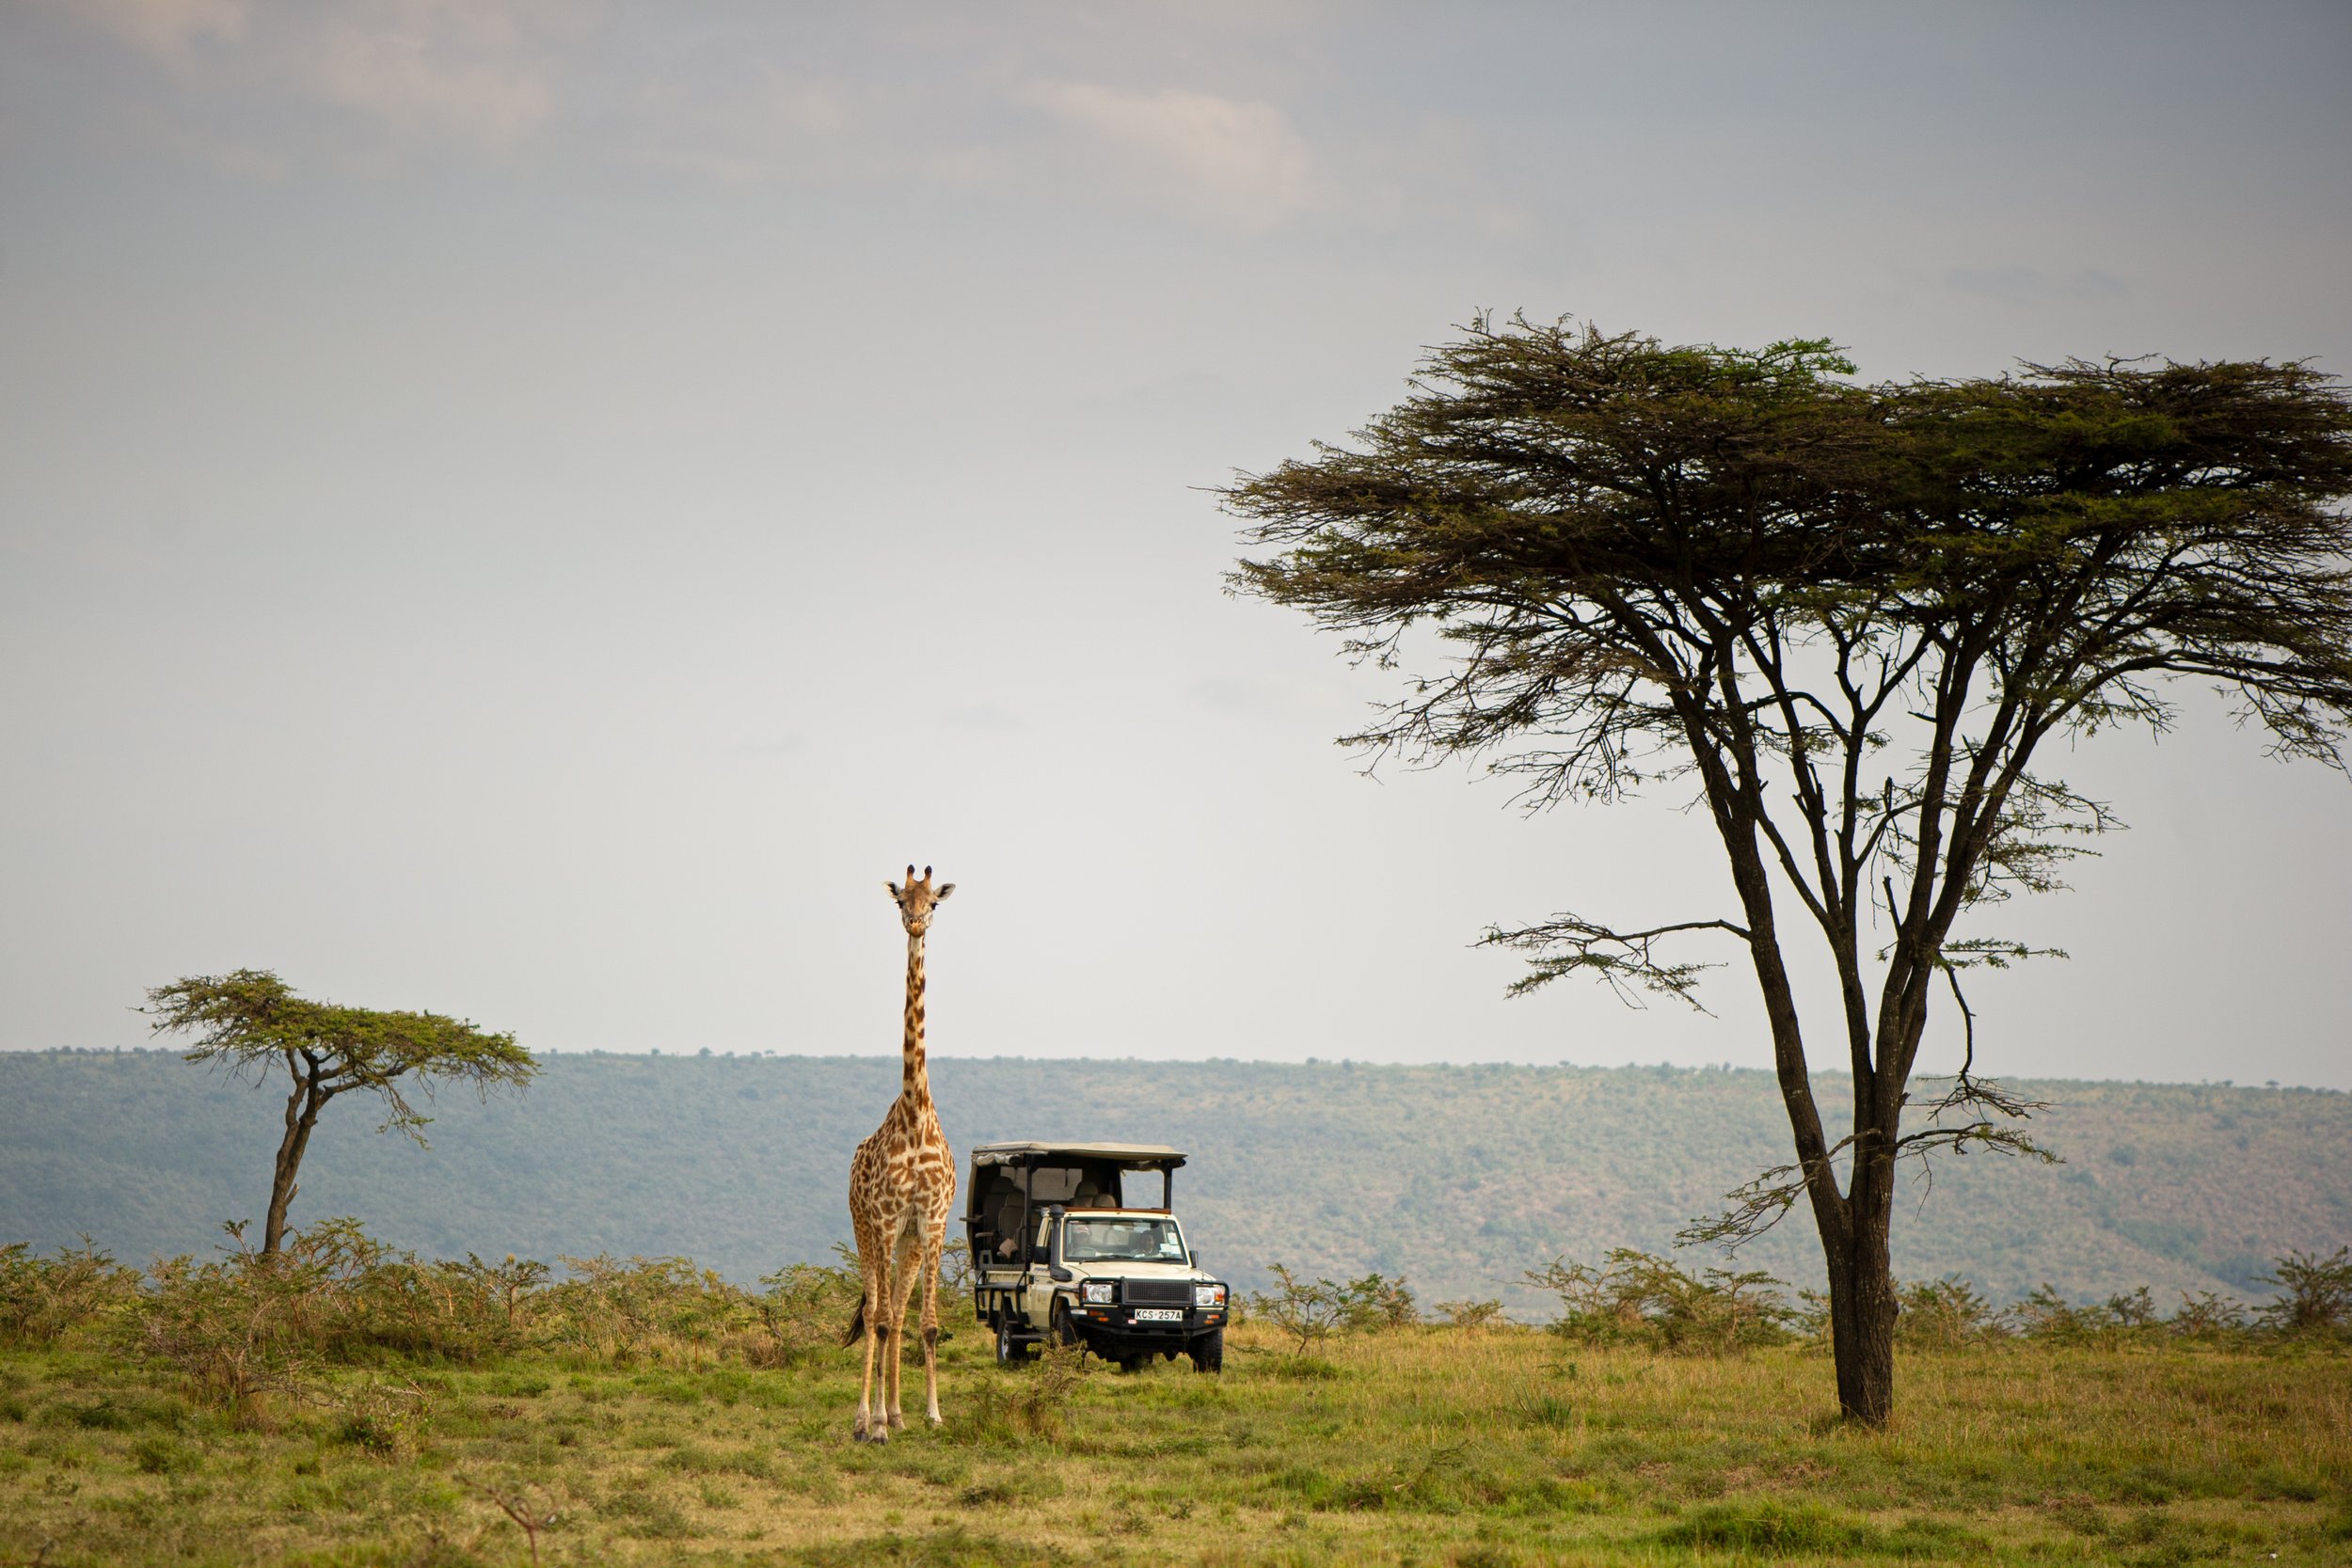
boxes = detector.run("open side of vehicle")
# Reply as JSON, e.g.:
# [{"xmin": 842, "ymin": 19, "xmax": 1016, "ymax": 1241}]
[{"xmin": 963, "ymin": 1140, "xmax": 1228, "ymax": 1373}]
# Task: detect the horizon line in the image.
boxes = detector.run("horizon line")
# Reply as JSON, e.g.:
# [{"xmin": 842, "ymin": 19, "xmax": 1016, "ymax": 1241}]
[{"xmin": 6, "ymin": 1044, "xmax": 2341, "ymax": 1095}]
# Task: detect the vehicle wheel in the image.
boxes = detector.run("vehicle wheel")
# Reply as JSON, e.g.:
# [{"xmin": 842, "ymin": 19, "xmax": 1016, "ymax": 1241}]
[
  {"xmin": 994, "ymin": 1317, "xmax": 1030, "ymax": 1366},
  {"xmin": 1118, "ymin": 1354, "xmax": 1149, "ymax": 1375},
  {"xmin": 1188, "ymin": 1328, "xmax": 1224, "ymax": 1373},
  {"xmin": 1050, "ymin": 1302, "xmax": 1083, "ymax": 1348}
]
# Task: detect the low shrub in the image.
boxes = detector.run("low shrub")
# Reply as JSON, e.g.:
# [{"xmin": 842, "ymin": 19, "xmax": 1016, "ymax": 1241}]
[
  {"xmin": 546, "ymin": 1254, "xmax": 753, "ymax": 1364},
  {"xmin": 1248, "ymin": 1265, "xmax": 1346, "ymax": 1354},
  {"xmin": 2008, "ymin": 1284, "xmax": 2165, "ymax": 1342},
  {"xmin": 328, "ymin": 1376, "xmax": 431, "ymax": 1458},
  {"xmin": 1895, "ymin": 1276, "xmax": 2001, "ymax": 1351},
  {"xmin": 2253, "ymin": 1246, "xmax": 2352, "ymax": 1337},
  {"xmin": 1249, "ymin": 1266, "xmax": 1422, "ymax": 1352},
  {"xmin": 133, "ymin": 1227, "xmax": 320, "ymax": 1421},
  {"xmin": 1335, "ymin": 1272, "xmax": 1421, "ymax": 1331},
  {"xmin": 0, "ymin": 1239, "xmax": 141, "ymax": 1348},
  {"xmin": 1525, "ymin": 1249, "xmax": 1794, "ymax": 1354},
  {"xmin": 2169, "ymin": 1290, "xmax": 2248, "ymax": 1338},
  {"xmin": 1434, "ymin": 1298, "xmax": 1505, "ymax": 1330},
  {"xmin": 752, "ymin": 1254, "xmax": 864, "ymax": 1365},
  {"xmin": 951, "ymin": 1341, "xmax": 1088, "ymax": 1445}
]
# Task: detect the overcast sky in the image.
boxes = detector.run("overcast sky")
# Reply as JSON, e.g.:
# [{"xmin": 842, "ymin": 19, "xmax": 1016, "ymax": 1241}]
[{"xmin": 5, "ymin": 1, "xmax": 2348, "ymax": 1090}]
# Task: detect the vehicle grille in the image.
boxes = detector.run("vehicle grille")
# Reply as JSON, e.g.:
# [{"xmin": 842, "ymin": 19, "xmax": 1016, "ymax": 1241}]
[{"xmin": 1123, "ymin": 1279, "xmax": 1191, "ymax": 1307}]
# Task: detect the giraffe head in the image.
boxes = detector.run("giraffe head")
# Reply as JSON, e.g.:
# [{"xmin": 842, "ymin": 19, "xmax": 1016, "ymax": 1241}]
[{"xmin": 885, "ymin": 864, "xmax": 956, "ymax": 935}]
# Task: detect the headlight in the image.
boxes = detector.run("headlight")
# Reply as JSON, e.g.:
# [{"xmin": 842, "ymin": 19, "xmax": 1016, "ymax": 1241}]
[
  {"xmin": 1082, "ymin": 1281, "xmax": 1116, "ymax": 1306},
  {"xmin": 1195, "ymin": 1283, "xmax": 1227, "ymax": 1307}
]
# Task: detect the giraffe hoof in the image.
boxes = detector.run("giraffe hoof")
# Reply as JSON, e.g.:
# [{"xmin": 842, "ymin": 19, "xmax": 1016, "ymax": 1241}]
[{"xmin": 887, "ymin": 1412, "xmax": 905, "ymax": 1431}]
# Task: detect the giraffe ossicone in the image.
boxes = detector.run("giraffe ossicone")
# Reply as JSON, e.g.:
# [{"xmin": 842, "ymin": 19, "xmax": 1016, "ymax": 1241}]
[{"xmin": 844, "ymin": 863, "xmax": 960, "ymax": 1440}]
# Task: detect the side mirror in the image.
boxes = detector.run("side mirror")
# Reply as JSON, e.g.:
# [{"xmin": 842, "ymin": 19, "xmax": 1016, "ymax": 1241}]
[
  {"xmin": 1048, "ymin": 1265, "xmax": 1073, "ymax": 1283},
  {"xmin": 1189, "ymin": 1254, "xmax": 1203, "ymax": 1271}
]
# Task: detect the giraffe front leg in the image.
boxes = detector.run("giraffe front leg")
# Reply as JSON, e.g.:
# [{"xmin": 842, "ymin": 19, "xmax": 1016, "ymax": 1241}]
[
  {"xmin": 920, "ymin": 1230, "xmax": 946, "ymax": 1427},
  {"xmin": 887, "ymin": 1229, "xmax": 920, "ymax": 1431},
  {"xmin": 853, "ymin": 1270, "xmax": 883, "ymax": 1443},
  {"xmin": 883, "ymin": 1316, "xmax": 904, "ymax": 1432}
]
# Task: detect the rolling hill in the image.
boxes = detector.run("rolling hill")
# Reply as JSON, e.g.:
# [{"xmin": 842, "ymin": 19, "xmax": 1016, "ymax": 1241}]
[{"xmin": 4, "ymin": 1050, "xmax": 2344, "ymax": 1313}]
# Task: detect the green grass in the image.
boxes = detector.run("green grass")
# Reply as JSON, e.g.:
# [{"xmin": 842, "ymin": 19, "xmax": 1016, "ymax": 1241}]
[{"xmin": 2, "ymin": 1324, "xmax": 2345, "ymax": 1565}]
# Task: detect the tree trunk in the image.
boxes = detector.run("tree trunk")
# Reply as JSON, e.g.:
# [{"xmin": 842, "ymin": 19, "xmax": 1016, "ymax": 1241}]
[
  {"xmin": 1824, "ymin": 1177, "xmax": 1898, "ymax": 1425},
  {"xmin": 262, "ymin": 1080, "xmax": 324, "ymax": 1255}
]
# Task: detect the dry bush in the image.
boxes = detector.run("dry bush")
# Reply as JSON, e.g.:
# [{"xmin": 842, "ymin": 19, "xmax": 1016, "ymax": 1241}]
[
  {"xmin": 0, "ymin": 1239, "xmax": 141, "ymax": 1348},
  {"xmin": 324, "ymin": 1375, "xmax": 432, "ymax": 1458},
  {"xmin": 749, "ymin": 1257, "xmax": 863, "ymax": 1366},
  {"xmin": 1525, "ymin": 1248, "xmax": 1794, "ymax": 1354},
  {"xmin": 1249, "ymin": 1265, "xmax": 1347, "ymax": 1354},
  {"xmin": 1248, "ymin": 1265, "xmax": 1424, "ymax": 1353},
  {"xmin": 1896, "ymin": 1276, "xmax": 2002, "ymax": 1351},
  {"xmin": 2170, "ymin": 1290, "xmax": 2248, "ymax": 1338},
  {"xmin": 953, "ymin": 1339, "xmax": 1089, "ymax": 1446},
  {"xmin": 134, "ymin": 1224, "xmax": 319, "ymax": 1421},
  {"xmin": 1435, "ymin": 1298, "xmax": 1505, "ymax": 1330},
  {"xmin": 2005, "ymin": 1284, "xmax": 2163, "ymax": 1342},
  {"xmin": 1337, "ymin": 1272, "xmax": 1422, "ymax": 1331},
  {"xmin": 2254, "ymin": 1247, "xmax": 2352, "ymax": 1337},
  {"xmin": 545, "ymin": 1255, "xmax": 758, "ymax": 1366}
]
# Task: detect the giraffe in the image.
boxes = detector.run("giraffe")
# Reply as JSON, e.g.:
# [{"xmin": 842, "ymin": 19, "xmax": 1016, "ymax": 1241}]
[{"xmin": 842, "ymin": 864, "xmax": 960, "ymax": 1441}]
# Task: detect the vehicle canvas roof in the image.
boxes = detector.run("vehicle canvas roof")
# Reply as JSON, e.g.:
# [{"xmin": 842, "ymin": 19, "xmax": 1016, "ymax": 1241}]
[{"xmin": 969, "ymin": 1140, "xmax": 1186, "ymax": 1167}]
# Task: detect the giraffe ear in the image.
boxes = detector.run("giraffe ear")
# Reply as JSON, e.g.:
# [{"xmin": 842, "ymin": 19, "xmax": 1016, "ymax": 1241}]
[
  {"xmin": 883, "ymin": 881, "xmax": 901, "ymax": 898},
  {"xmin": 935, "ymin": 883, "xmax": 956, "ymax": 900}
]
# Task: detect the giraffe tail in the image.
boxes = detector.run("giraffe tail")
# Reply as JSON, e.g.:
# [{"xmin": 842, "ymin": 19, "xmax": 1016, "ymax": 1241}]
[{"xmin": 841, "ymin": 1299, "xmax": 866, "ymax": 1349}]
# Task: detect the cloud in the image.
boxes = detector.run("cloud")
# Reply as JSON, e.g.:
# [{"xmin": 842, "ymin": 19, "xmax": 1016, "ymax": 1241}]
[
  {"xmin": 623, "ymin": 67, "xmax": 866, "ymax": 185},
  {"xmin": 1021, "ymin": 80, "xmax": 1317, "ymax": 228},
  {"xmin": 278, "ymin": 2, "xmax": 566, "ymax": 147},
  {"xmin": 50, "ymin": 0, "xmax": 247, "ymax": 55},
  {"xmin": 48, "ymin": 0, "xmax": 578, "ymax": 149}
]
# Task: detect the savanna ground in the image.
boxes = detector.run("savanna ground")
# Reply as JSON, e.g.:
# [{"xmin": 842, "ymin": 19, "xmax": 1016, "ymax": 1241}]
[{"xmin": 5, "ymin": 1322, "xmax": 2347, "ymax": 1568}]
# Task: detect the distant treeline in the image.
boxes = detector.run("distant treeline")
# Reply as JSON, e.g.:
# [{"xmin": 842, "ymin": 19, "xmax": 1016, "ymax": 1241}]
[{"xmin": 4, "ymin": 1051, "xmax": 2344, "ymax": 1309}]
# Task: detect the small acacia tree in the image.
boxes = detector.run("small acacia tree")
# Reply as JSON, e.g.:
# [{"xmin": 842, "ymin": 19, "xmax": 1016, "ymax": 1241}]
[
  {"xmin": 145, "ymin": 969, "xmax": 534, "ymax": 1253},
  {"xmin": 1226, "ymin": 316, "xmax": 2352, "ymax": 1424}
]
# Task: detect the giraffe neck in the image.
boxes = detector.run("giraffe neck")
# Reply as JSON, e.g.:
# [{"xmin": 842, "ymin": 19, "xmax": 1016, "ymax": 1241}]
[{"xmin": 901, "ymin": 927, "xmax": 930, "ymax": 1106}]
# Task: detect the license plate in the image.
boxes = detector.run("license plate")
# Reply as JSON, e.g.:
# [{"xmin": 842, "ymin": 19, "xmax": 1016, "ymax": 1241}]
[{"xmin": 1133, "ymin": 1307, "xmax": 1184, "ymax": 1323}]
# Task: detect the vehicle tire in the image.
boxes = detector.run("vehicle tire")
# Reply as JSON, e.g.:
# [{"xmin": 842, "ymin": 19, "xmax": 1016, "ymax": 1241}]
[
  {"xmin": 1188, "ymin": 1328, "xmax": 1224, "ymax": 1373},
  {"xmin": 994, "ymin": 1317, "xmax": 1029, "ymax": 1366},
  {"xmin": 1117, "ymin": 1354, "xmax": 1149, "ymax": 1375},
  {"xmin": 1050, "ymin": 1302, "xmax": 1083, "ymax": 1349}
]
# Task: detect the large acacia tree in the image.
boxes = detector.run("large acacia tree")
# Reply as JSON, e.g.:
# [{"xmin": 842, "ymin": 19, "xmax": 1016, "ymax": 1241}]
[
  {"xmin": 1226, "ymin": 317, "xmax": 2352, "ymax": 1424},
  {"xmin": 145, "ymin": 970, "xmax": 534, "ymax": 1253}
]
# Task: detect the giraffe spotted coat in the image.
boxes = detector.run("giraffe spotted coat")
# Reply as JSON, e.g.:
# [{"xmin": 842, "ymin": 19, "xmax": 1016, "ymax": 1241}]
[{"xmin": 845, "ymin": 866, "xmax": 959, "ymax": 1440}]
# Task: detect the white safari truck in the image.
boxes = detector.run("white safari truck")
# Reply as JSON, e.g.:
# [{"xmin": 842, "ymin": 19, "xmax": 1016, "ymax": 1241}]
[{"xmin": 963, "ymin": 1141, "xmax": 1229, "ymax": 1372}]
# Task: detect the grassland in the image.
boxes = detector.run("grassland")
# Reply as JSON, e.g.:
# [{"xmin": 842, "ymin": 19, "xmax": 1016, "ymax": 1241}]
[{"xmin": 5, "ymin": 1321, "xmax": 2346, "ymax": 1567}]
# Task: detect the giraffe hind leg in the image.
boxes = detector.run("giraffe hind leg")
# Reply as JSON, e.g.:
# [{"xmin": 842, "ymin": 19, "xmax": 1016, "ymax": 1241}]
[{"xmin": 850, "ymin": 1185, "xmax": 886, "ymax": 1443}]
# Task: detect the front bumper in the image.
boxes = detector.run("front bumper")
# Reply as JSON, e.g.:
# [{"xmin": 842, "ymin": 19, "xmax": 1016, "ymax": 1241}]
[{"xmin": 1068, "ymin": 1303, "xmax": 1225, "ymax": 1338}]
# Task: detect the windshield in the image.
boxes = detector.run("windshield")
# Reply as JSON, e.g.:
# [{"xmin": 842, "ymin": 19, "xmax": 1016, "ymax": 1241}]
[{"xmin": 1061, "ymin": 1217, "xmax": 1187, "ymax": 1264}]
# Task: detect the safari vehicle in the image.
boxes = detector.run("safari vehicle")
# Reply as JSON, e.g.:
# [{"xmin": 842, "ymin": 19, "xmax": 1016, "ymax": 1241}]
[{"xmin": 963, "ymin": 1141, "xmax": 1229, "ymax": 1372}]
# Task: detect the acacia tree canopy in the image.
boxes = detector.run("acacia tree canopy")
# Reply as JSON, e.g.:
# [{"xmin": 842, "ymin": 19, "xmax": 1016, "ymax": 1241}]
[
  {"xmin": 1225, "ymin": 316, "xmax": 2352, "ymax": 1424},
  {"xmin": 145, "ymin": 969, "xmax": 533, "ymax": 1253}
]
